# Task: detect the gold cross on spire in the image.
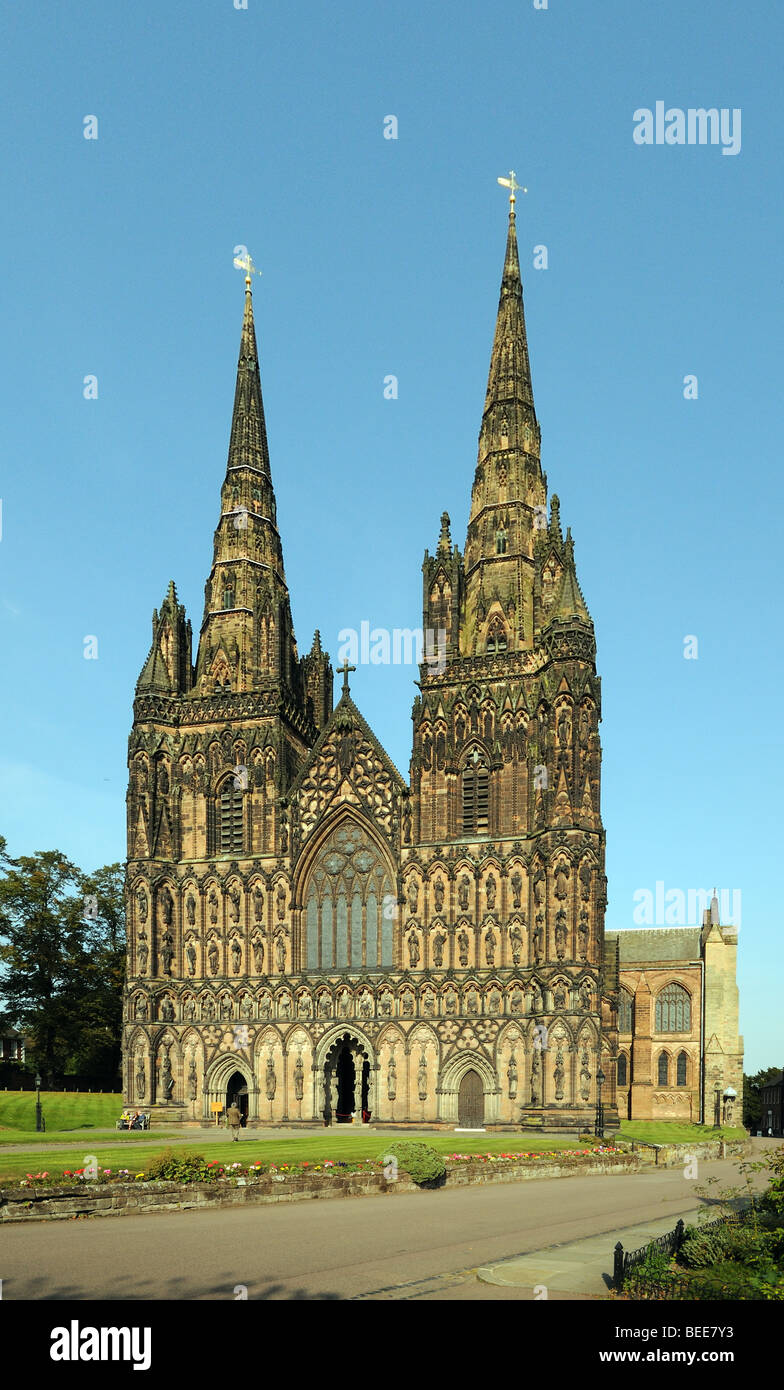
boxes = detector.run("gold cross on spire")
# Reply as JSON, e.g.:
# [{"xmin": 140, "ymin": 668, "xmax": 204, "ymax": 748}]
[
  {"xmin": 497, "ymin": 170, "xmax": 527, "ymax": 207},
  {"xmin": 233, "ymin": 251, "xmax": 261, "ymax": 289}
]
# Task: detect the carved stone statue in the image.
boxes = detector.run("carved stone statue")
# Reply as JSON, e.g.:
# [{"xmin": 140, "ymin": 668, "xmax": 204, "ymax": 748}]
[
  {"xmin": 510, "ymin": 871, "xmax": 523, "ymax": 909},
  {"xmin": 509, "ymin": 923, "xmax": 523, "ymax": 966},
  {"xmin": 578, "ymin": 912, "xmax": 589, "ymax": 960},
  {"xmin": 253, "ymin": 886, "xmax": 264, "ymax": 923},
  {"xmin": 359, "ymin": 994, "xmax": 372, "ymax": 1018},
  {"xmin": 253, "ymin": 937, "xmax": 265, "ymax": 973},
  {"xmin": 433, "ymin": 877, "xmax": 445, "ymax": 913},
  {"xmin": 240, "ymin": 994, "xmax": 253, "ymax": 1020},
  {"xmin": 530, "ymin": 1046, "xmax": 541, "ymax": 1106},
  {"xmin": 161, "ymin": 996, "xmax": 174, "ymax": 1022},
  {"xmin": 276, "ymin": 884, "xmax": 286, "ymax": 922},
  {"xmin": 580, "ymin": 1051, "xmax": 591, "ymax": 1102},
  {"xmin": 457, "ymin": 929, "xmax": 469, "ymax": 967},
  {"xmin": 160, "ymin": 930, "xmax": 174, "ymax": 977},
  {"xmin": 299, "ymin": 994, "xmax": 312, "ymax": 1018},
  {"xmin": 488, "ymin": 990, "xmax": 500, "ymax": 1015},
  {"xmin": 228, "ymin": 886, "xmax": 241, "ymax": 924},
  {"xmin": 207, "ymin": 940, "xmax": 219, "ymax": 975},
  {"xmin": 186, "ymin": 893, "xmax": 196, "ymax": 927},
  {"xmin": 137, "ymin": 933, "xmax": 149, "ymax": 975},
  {"xmin": 294, "ymin": 1055, "xmax": 304, "ymax": 1102},
  {"xmin": 136, "ymin": 1053, "xmax": 146, "ymax": 1099},
  {"xmin": 408, "ymin": 932, "xmax": 420, "ymax": 969},
  {"xmin": 188, "ymin": 1056, "xmax": 198, "ymax": 1101},
  {"xmin": 186, "ymin": 941, "xmax": 196, "ymax": 976},
  {"xmin": 554, "ymin": 1046, "xmax": 565, "ymax": 1101},
  {"xmin": 278, "ymin": 995, "xmax": 291, "ymax": 1019},
  {"xmin": 432, "ymin": 930, "xmax": 446, "ymax": 967},
  {"xmin": 484, "ymin": 925, "xmax": 497, "ymax": 967},
  {"xmin": 220, "ymin": 995, "xmax": 232, "ymax": 1021},
  {"xmin": 265, "ymin": 1057, "xmax": 276, "ymax": 1101},
  {"xmin": 160, "ymin": 887, "xmax": 174, "ymax": 927},
  {"xmin": 407, "ymin": 879, "xmax": 419, "ymax": 915},
  {"xmin": 184, "ymin": 996, "xmax": 196, "ymax": 1022},
  {"xmin": 231, "ymin": 938, "xmax": 242, "ymax": 974},
  {"xmin": 161, "ymin": 1051, "xmax": 174, "ymax": 1101},
  {"xmin": 417, "ymin": 1052, "xmax": 428, "ymax": 1102},
  {"xmin": 458, "ymin": 875, "xmax": 471, "ymax": 912},
  {"xmin": 554, "ymin": 862, "xmax": 570, "ymax": 900},
  {"xmin": 423, "ymin": 990, "xmax": 435, "ymax": 1016},
  {"xmin": 380, "ymin": 992, "xmax": 392, "ymax": 1017},
  {"xmin": 510, "ymin": 987, "xmax": 523, "ymax": 1015},
  {"xmin": 466, "ymin": 988, "xmax": 479, "ymax": 1015},
  {"xmin": 208, "ymin": 889, "xmax": 219, "ymax": 925},
  {"xmin": 135, "ymin": 994, "xmax": 148, "ymax": 1020},
  {"xmin": 275, "ymin": 934, "xmax": 286, "ymax": 973},
  {"xmin": 204, "ymin": 996, "xmax": 216, "ymax": 1021},
  {"xmin": 507, "ymin": 1054, "xmax": 518, "ymax": 1098},
  {"xmin": 555, "ymin": 916, "xmax": 568, "ymax": 961},
  {"xmin": 319, "ymin": 994, "xmax": 331, "ymax": 1017},
  {"xmin": 402, "ymin": 992, "xmax": 414, "ymax": 1017},
  {"xmin": 387, "ymin": 1053, "xmax": 397, "ymax": 1101},
  {"xmin": 136, "ymin": 888, "xmax": 148, "ymax": 924},
  {"xmin": 554, "ymin": 983, "xmax": 566, "ymax": 1010},
  {"xmin": 580, "ymin": 980, "xmax": 592, "ymax": 1012},
  {"xmin": 259, "ymin": 994, "xmax": 271, "ymax": 1019},
  {"xmin": 533, "ymin": 917, "xmax": 544, "ymax": 962},
  {"xmin": 485, "ymin": 873, "xmax": 497, "ymax": 911},
  {"xmin": 579, "ymin": 860, "xmax": 592, "ymax": 901},
  {"xmin": 533, "ymin": 868, "xmax": 545, "ymax": 907},
  {"xmin": 402, "ymin": 799, "xmax": 411, "ymax": 845}
]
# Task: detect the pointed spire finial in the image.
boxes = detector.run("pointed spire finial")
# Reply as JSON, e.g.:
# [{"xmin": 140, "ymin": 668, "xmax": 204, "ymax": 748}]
[{"xmin": 336, "ymin": 659, "xmax": 356, "ymax": 694}]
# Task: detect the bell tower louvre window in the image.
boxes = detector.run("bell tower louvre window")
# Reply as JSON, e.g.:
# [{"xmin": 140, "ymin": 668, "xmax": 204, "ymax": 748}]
[
  {"xmin": 218, "ymin": 780, "xmax": 244, "ymax": 854},
  {"xmin": 462, "ymin": 756, "xmax": 489, "ymax": 834}
]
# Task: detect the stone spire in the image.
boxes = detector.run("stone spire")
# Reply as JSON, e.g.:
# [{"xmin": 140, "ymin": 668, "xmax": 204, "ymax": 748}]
[
  {"xmin": 227, "ymin": 283, "xmax": 272, "ymax": 477},
  {"xmin": 480, "ymin": 202, "xmax": 536, "ymax": 442}
]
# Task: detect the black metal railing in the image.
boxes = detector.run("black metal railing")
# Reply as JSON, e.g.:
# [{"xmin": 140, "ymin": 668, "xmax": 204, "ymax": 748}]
[{"xmin": 614, "ymin": 1206, "xmax": 755, "ymax": 1296}]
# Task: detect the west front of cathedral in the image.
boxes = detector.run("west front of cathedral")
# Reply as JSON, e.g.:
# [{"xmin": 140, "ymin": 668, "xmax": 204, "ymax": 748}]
[{"xmin": 122, "ymin": 201, "xmax": 742, "ymax": 1131}]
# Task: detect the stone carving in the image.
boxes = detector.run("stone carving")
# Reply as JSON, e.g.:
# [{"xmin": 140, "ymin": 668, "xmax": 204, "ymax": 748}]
[
  {"xmin": 457, "ymin": 928, "xmax": 470, "ymax": 967},
  {"xmin": 555, "ymin": 914, "xmax": 567, "ymax": 960},
  {"xmin": 275, "ymin": 934, "xmax": 286, "ymax": 973},
  {"xmin": 408, "ymin": 932, "xmax": 420, "ymax": 969},
  {"xmin": 554, "ymin": 983, "xmax": 566, "ymax": 1010},
  {"xmin": 417, "ymin": 1052, "xmax": 428, "ymax": 1102},
  {"xmin": 530, "ymin": 1046, "xmax": 541, "ymax": 1106},
  {"xmin": 510, "ymin": 986, "xmax": 523, "ymax": 1015},
  {"xmin": 508, "ymin": 922, "xmax": 523, "ymax": 966},
  {"xmin": 423, "ymin": 989, "xmax": 435, "ymax": 1016},
  {"xmin": 204, "ymin": 996, "xmax": 216, "ymax": 1021},
  {"xmin": 380, "ymin": 991, "xmax": 393, "ymax": 1017},
  {"xmin": 220, "ymin": 995, "xmax": 232, "ymax": 1021},
  {"xmin": 185, "ymin": 893, "xmax": 196, "ymax": 927},
  {"xmin": 579, "ymin": 860, "xmax": 592, "ymax": 901},
  {"xmin": 186, "ymin": 940, "xmax": 196, "ymax": 976},
  {"xmin": 299, "ymin": 994, "xmax": 312, "ymax": 1018},
  {"xmin": 184, "ymin": 996, "xmax": 196, "ymax": 1021},
  {"xmin": 510, "ymin": 871, "xmax": 523, "ymax": 909},
  {"xmin": 294, "ymin": 1055, "xmax": 304, "ymax": 1102},
  {"xmin": 188, "ymin": 1056, "xmax": 198, "ymax": 1101},
  {"xmin": 407, "ymin": 879, "xmax": 419, "ymax": 915},
  {"xmin": 433, "ymin": 877, "xmax": 445, "ymax": 913},
  {"xmin": 507, "ymin": 1054, "xmax": 518, "ymax": 1099},
  {"xmin": 458, "ymin": 875, "xmax": 471, "ymax": 912},
  {"xmin": 259, "ymin": 994, "xmax": 271, "ymax": 1020},
  {"xmin": 240, "ymin": 994, "xmax": 253, "ymax": 1020},
  {"xmin": 136, "ymin": 888, "xmax": 148, "ymax": 924},
  {"xmin": 160, "ymin": 886, "xmax": 174, "ymax": 927},
  {"xmin": 387, "ymin": 1052, "xmax": 397, "ymax": 1101},
  {"xmin": 135, "ymin": 994, "xmax": 148, "ymax": 1020},
  {"xmin": 137, "ymin": 932, "xmax": 149, "ymax": 975},
  {"xmin": 231, "ymin": 938, "xmax": 242, "ymax": 974},
  {"xmin": 533, "ymin": 867, "xmax": 545, "ymax": 908},
  {"xmin": 578, "ymin": 911, "xmax": 589, "ymax": 960},
  {"xmin": 278, "ymin": 994, "xmax": 291, "ymax": 1020},
  {"xmin": 319, "ymin": 994, "xmax": 331, "ymax": 1018},
  {"xmin": 228, "ymin": 886, "xmax": 241, "ymax": 924},
  {"xmin": 488, "ymin": 989, "xmax": 501, "ymax": 1016},
  {"xmin": 432, "ymin": 930, "xmax": 446, "ymax": 967},
  {"xmin": 485, "ymin": 873, "xmax": 497, "ymax": 911},
  {"xmin": 161, "ymin": 996, "xmax": 174, "ymax": 1022},
  {"xmin": 253, "ymin": 886, "xmax": 264, "ymax": 923},
  {"xmin": 208, "ymin": 889, "xmax": 219, "ymax": 925},
  {"xmin": 252, "ymin": 937, "xmax": 265, "ymax": 973},
  {"xmin": 160, "ymin": 930, "xmax": 174, "ymax": 977},
  {"xmin": 207, "ymin": 940, "xmax": 219, "ymax": 975},
  {"xmin": 554, "ymin": 862, "xmax": 570, "ymax": 900},
  {"xmin": 484, "ymin": 925, "xmax": 497, "ymax": 966},
  {"xmin": 276, "ymin": 884, "xmax": 286, "ymax": 922},
  {"xmin": 580, "ymin": 980, "xmax": 592, "ymax": 1011},
  {"xmin": 265, "ymin": 1057, "xmax": 276, "ymax": 1101},
  {"xmin": 161, "ymin": 1050, "xmax": 174, "ymax": 1101},
  {"xmin": 533, "ymin": 917, "xmax": 543, "ymax": 963},
  {"xmin": 580, "ymin": 1051, "xmax": 591, "ymax": 1101},
  {"xmin": 466, "ymin": 988, "xmax": 479, "ymax": 1015},
  {"xmin": 402, "ymin": 799, "xmax": 412, "ymax": 845},
  {"xmin": 136, "ymin": 1053, "xmax": 146, "ymax": 1099},
  {"xmin": 401, "ymin": 991, "xmax": 414, "ymax": 1017},
  {"xmin": 554, "ymin": 1046, "xmax": 565, "ymax": 1100}
]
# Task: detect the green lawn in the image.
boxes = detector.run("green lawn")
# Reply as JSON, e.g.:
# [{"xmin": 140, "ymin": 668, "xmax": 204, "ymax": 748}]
[
  {"xmin": 0, "ymin": 1130, "xmax": 589, "ymax": 1185},
  {"xmin": 617, "ymin": 1120, "xmax": 747, "ymax": 1144},
  {"xmin": 0, "ymin": 1091, "xmax": 122, "ymax": 1135}
]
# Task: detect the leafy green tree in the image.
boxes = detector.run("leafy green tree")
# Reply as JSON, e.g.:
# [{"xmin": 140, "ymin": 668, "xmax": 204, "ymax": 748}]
[
  {"xmin": 61, "ymin": 863, "xmax": 126, "ymax": 1078},
  {"xmin": 744, "ymin": 1067, "xmax": 782, "ymax": 1130}
]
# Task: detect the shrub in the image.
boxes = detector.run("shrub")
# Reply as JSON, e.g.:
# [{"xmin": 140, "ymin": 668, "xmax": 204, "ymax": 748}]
[
  {"xmin": 680, "ymin": 1221, "xmax": 770, "ymax": 1270},
  {"xmin": 378, "ymin": 1141, "xmax": 446, "ymax": 1187},
  {"xmin": 142, "ymin": 1148, "xmax": 214, "ymax": 1183}
]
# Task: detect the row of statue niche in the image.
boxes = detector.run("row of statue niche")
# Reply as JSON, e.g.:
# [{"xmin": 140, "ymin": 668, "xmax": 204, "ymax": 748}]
[
  {"xmin": 528, "ymin": 1046, "xmax": 594, "ymax": 1107},
  {"xmin": 405, "ymin": 861, "xmax": 592, "ymax": 918},
  {"xmin": 419, "ymin": 704, "xmax": 593, "ymax": 761},
  {"xmin": 406, "ymin": 914, "xmax": 589, "ymax": 970},
  {"xmin": 135, "ymin": 882, "xmax": 287, "ymax": 930},
  {"xmin": 135, "ymin": 929, "xmax": 288, "ymax": 978}
]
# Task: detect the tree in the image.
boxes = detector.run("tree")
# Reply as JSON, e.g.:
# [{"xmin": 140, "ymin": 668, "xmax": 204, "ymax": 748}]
[
  {"xmin": 743, "ymin": 1067, "xmax": 782, "ymax": 1130},
  {"xmin": 0, "ymin": 836, "xmax": 82, "ymax": 1082},
  {"xmin": 0, "ymin": 838, "xmax": 126, "ymax": 1083}
]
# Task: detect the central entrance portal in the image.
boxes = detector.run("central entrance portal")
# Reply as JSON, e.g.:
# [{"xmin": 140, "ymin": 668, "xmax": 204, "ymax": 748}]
[
  {"xmin": 226, "ymin": 1070, "xmax": 248, "ymax": 1126},
  {"xmin": 323, "ymin": 1035, "xmax": 370, "ymax": 1124},
  {"xmin": 457, "ymin": 1069, "xmax": 484, "ymax": 1128}
]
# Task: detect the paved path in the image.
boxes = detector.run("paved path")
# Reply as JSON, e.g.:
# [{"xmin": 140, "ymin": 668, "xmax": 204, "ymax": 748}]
[{"xmin": 0, "ymin": 1150, "xmax": 766, "ymax": 1301}]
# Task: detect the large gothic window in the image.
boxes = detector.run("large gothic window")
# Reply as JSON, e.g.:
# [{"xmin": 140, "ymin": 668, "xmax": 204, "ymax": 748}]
[
  {"xmin": 462, "ymin": 756, "xmax": 489, "ymax": 834},
  {"xmin": 218, "ymin": 780, "xmax": 244, "ymax": 854},
  {"xmin": 618, "ymin": 989, "xmax": 634, "ymax": 1034},
  {"xmin": 304, "ymin": 821, "xmax": 395, "ymax": 971},
  {"xmin": 655, "ymin": 983, "xmax": 691, "ymax": 1033}
]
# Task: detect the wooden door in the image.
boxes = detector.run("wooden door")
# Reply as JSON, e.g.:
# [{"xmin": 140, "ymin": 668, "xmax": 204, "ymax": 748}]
[{"xmin": 458, "ymin": 1069, "xmax": 484, "ymax": 1127}]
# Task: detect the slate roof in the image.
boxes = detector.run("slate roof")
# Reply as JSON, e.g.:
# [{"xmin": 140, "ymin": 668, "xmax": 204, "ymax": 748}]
[{"xmin": 605, "ymin": 928, "xmax": 702, "ymax": 964}]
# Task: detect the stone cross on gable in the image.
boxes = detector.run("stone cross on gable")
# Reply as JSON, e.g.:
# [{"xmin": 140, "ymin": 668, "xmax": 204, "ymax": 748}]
[{"xmin": 336, "ymin": 659, "xmax": 356, "ymax": 694}]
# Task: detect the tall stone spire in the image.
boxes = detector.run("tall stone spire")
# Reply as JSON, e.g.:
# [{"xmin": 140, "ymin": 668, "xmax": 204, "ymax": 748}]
[
  {"xmin": 227, "ymin": 283, "xmax": 272, "ymax": 477},
  {"xmin": 462, "ymin": 198, "xmax": 547, "ymax": 653}
]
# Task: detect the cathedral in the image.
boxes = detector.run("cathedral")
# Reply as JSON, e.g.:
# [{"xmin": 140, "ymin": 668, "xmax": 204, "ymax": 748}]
[{"xmin": 122, "ymin": 193, "xmax": 740, "ymax": 1131}]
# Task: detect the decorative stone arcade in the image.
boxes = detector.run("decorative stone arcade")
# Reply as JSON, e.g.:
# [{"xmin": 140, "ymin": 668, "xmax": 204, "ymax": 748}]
[{"xmin": 322, "ymin": 1032, "xmax": 374, "ymax": 1125}]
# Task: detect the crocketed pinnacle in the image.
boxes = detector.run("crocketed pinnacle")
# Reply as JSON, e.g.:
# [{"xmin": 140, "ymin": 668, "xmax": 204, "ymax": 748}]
[{"xmin": 227, "ymin": 286, "xmax": 272, "ymax": 476}]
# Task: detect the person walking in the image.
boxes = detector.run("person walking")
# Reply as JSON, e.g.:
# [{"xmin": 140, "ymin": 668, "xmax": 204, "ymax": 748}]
[{"xmin": 226, "ymin": 1102, "xmax": 242, "ymax": 1141}]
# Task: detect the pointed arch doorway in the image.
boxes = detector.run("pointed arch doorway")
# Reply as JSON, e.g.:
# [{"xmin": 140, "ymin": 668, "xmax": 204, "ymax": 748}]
[
  {"xmin": 226, "ymin": 1070, "xmax": 248, "ymax": 1126},
  {"xmin": 322, "ymin": 1034, "xmax": 371, "ymax": 1125},
  {"xmin": 457, "ymin": 1069, "xmax": 484, "ymax": 1128}
]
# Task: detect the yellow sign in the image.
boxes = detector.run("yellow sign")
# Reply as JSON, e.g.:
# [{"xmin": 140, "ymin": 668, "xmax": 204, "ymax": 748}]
[{"xmin": 211, "ymin": 1102, "xmax": 224, "ymax": 1113}]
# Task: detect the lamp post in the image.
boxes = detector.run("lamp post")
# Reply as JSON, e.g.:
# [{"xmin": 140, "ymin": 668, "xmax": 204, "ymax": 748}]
[
  {"xmin": 35, "ymin": 1072, "xmax": 43, "ymax": 1133},
  {"xmin": 595, "ymin": 1066, "xmax": 605, "ymax": 1139},
  {"xmin": 713, "ymin": 1081, "xmax": 722, "ymax": 1130}
]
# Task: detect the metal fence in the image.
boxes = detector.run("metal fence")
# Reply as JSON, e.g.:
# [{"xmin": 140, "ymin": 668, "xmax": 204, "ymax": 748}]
[{"xmin": 614, "ymin": 1207, "xmax": 755, "ymax": 1296}]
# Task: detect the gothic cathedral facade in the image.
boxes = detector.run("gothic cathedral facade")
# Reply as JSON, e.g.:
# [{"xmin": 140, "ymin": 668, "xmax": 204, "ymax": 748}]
[{"xmin": 122, "ymin": 203, "xmax": 621, "ymax": 1131}]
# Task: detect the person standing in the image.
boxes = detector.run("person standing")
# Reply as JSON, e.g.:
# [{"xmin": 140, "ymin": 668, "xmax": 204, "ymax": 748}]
[{"xmin": 226, "ymin": 1102, "xmax": 242, "ymax": 1141}]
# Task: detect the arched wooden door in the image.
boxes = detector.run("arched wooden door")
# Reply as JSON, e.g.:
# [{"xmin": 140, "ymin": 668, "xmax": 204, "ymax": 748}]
[{"xmin": 457, "ymin": 1069, "xmax": 484, "ymax": 1127}]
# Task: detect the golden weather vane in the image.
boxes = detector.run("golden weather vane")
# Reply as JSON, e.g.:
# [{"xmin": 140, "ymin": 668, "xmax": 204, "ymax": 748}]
[
  {"xmin": 233, "ymin": 251, "xmax": 262, "ymax": 288},
  {"xmin": 496, "ymin": 170, "xmax": 527, "ymax": 207}
]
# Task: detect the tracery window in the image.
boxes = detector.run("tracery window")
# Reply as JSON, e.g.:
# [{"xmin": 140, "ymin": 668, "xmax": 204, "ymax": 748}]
[
  {"xmin": 486, "ymin": 615, "xmax": 507, "ymax": 655},
  {"xmin": 657, "ymin": 1052, "xmax": 670, "ymax": 1086},
  {"xmin": 618, "ymin": 989, "xmax": 634, "ymax": 1034},
  {"xmin": 655, "ymin": 983, "xmax": 691, "ymax": 1033},
  {"xmin": 304, "ymin": 821, "xmax": 395, "ymax": 970}
]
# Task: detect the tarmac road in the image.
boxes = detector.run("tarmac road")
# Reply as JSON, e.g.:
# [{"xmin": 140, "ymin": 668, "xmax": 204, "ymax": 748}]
[{"xmin": 0, "ymin": 1148, "xmax": 768, "ymax": 1301}]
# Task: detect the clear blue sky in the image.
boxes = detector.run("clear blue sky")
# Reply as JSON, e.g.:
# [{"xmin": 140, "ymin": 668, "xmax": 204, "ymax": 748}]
[{"xmin": 1, "ymin": 2, "xmax": 780, "ymax": 1070}]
